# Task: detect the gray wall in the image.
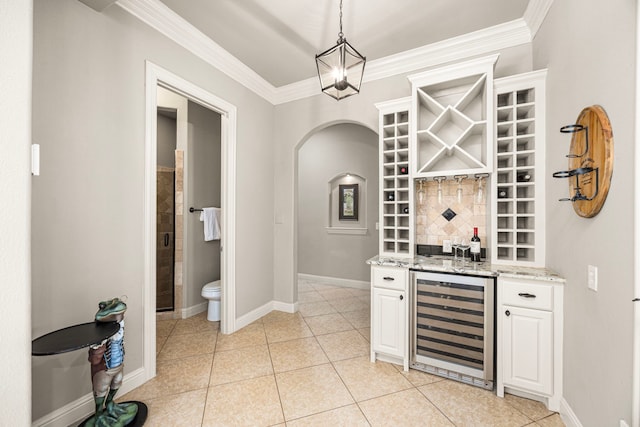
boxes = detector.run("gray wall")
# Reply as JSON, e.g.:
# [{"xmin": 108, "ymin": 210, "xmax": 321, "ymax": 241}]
[
  {"xmin": 30, "ymin": 0, "xmax": 274, "ymax": 420},
  {"xmin": 298, "ymin": 123, "xmax": 378, "ymax": 282},
  {"xmin": 157, "ymin": 113, "xmax": 176, "ymax": 168},
  {"xmin": 186, "ymin": 100, "xmax": 221, "ymax": 308},
  {"xmin": 0, "ymin": 0, "xmax": 32, "ymax": 425},
  {"xmin": 533, "ymin": 1, "xmax": 635, "ymax": 425}
]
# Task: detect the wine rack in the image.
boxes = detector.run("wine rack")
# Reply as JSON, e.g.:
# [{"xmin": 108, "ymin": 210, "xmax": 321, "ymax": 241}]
[
  {"xmin": 376, "ymin": 97, "xmax": 413, "ymax": 258},
  {"xmin": 493, "ymin": 70, "xmax": 547, "ymax": 266},
  {"xmin": 408, "ymin": 55, "xmax": 497, "ymax": 178}
]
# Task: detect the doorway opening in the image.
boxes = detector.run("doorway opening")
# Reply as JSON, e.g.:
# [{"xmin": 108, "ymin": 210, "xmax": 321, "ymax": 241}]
[{"xmin": 144, "ymin": 61, "xmax": 238, "ymax": 381}]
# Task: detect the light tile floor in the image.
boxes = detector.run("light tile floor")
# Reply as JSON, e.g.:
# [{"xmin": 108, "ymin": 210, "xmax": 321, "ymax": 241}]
[{"xmin": 121, "ymin": 279, "xmax": 566, "ymax": 426}]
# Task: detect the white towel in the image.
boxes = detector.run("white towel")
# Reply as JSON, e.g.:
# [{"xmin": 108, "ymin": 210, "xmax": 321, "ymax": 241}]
[{"xmin": 199, "ymin": 207, "xmax": 221, "ymax": 241}]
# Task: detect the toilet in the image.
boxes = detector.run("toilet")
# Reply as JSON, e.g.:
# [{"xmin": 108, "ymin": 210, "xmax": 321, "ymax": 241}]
[{"xmin": 201, "ymin": 280, "xmax": 221, "ymax": 321}]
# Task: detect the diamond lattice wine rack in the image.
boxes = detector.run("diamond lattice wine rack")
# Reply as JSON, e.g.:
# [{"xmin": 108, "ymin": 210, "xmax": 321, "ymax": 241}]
[{"xmin": 409, "ymin": 55, "xmax": 497, "ymax": 178}]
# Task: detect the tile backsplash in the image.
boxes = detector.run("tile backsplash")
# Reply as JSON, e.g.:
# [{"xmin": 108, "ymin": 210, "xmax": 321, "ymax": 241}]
[{"xmin": 415, "ymin": 178, "xmax": 487, "ymax": 247}]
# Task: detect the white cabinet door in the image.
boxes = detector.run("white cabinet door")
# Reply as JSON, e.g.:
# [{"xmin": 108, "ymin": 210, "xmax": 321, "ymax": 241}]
[
  {"xmin": 372, "ymin": 287, "xmax": 406, "ymax": 358},
  {"xmin": 502, "ymin": 305, "xmax": 553, "ymax": 395}
]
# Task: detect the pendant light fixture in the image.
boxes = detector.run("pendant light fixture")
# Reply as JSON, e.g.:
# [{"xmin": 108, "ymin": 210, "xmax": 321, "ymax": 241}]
[{"xmin": 315, "ymin": 0, "xmax": 366, "ymax": 100}]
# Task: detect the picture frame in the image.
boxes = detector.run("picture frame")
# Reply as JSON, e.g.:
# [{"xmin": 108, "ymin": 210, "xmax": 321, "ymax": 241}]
[{"xmin": 338, "ymin": 184, "xmax": 359, "ymax": 221}]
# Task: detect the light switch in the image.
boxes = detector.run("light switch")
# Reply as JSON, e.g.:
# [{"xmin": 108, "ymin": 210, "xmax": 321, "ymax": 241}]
[
  {"xmin": 588, "ymin": 265, "xmax": 598, "ymax": 291},
  {"xmin": 443, "ymin": 240, "xmax": 452, "ymax": 253}
]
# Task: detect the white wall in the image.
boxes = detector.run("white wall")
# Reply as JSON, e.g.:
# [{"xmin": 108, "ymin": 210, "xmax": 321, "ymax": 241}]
[
  {"xmin": 533, "ymin": 1, "xmax": 636, "ymax": 425},
  {"xmin": 31, "ymin": 0, "xmax": 274, "ymax": 420},
  {"xmin": 0, "ymin": 0, "xmax": 32, "ymax": 425},
  {"xmin": 298, "ymin": 123, "xmax": 378, "ymax": 282}
]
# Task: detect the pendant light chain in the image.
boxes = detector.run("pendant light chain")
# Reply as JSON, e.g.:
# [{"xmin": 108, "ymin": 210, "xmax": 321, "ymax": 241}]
[{"xmin": 338, "ymin": 0, "xmax": 344, "ymax": 39}]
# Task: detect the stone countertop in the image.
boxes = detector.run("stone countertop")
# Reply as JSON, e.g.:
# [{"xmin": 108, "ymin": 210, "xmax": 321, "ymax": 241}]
[{"xmin": 367, "ymin": 255, "xmax": 565, "ymax": 283}]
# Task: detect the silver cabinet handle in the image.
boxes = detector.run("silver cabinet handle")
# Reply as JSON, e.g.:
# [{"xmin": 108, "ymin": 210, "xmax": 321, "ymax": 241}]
[
  {"xmin": 383, "ymin": 276, "xmax": 395, "ymax": 281},
  {"xmin": 399, "ymin": 294, "xmax": 404, "ymax": 301},
  {"xmin": 518, "ymin": 292, "xmax": 536, "ymax": 298}
]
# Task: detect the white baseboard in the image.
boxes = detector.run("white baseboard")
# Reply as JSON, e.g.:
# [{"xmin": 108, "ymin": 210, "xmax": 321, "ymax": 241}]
[
  {"xmin": 32, "ymin": 367, "xmax": 147, "ymax": 427},
  {"xmin": 272, "ymin": 300, "xmax": 298, "ymax": 314},
  {"xmin": 234, "ymin": 300, "xmax": 299, "ymax": 331},
  {"xmin": 298, "ymin": 273, "xmax": 369, "ymax": 290},
  {"xmin": 182, "ymin": 301, "xmax": 207, "ymax": 319},
  {"xmin": 560, "ymin": 397, "xmax": 583, "ymax": 427}
]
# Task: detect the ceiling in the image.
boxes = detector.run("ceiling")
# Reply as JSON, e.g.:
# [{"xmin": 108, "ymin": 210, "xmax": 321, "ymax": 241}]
[{"xmin": 156, "ymin": 0, "xmax": 530, "ymax": 88}]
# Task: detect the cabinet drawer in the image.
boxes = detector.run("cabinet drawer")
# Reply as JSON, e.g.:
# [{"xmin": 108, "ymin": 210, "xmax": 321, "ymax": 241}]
[
  {"xmin": 501, "ymin": 279, "xmax": 553, "ymax": 311},
  {"xmin": 372, "ymin": 266, "xmax": 407, "ymax": 291}
]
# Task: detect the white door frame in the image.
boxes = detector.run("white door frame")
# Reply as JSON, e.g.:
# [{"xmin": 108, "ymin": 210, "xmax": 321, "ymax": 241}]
[{"xmin": 144, "ymin": 61, "xmax": 237, "ymax": 379}]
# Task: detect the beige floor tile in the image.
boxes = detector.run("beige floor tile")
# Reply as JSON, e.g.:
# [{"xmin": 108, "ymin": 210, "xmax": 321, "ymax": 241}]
[
  {"xmin": 157, "ymin": 319, "xmax": 177, "ymax": 338},
  {"xmin": 214, "ymin": 322, "xmax": 266, "ymax": 352},
  {"xmin": 264, "ymin": 318, "xmax": 313, "ymax": 343},
  {"xmin": 120, "ymin": 354, "xmax": 212, "ymax": 401},
  {"xmin": 171, "ymin": 312, "xmax": 219, "ymax": 335},
  {"xmin": 276, "ymin": 364, "xmax": 354, "ymax": 420},
  {"xmin": 140, "ymin": 388, "xmax": 206, "ymax": 426},
  {"xmin": 535, "ymin": 414, "xmax": 566, "ymax": 427},
  {"xmin": 394, "ymin": 365, "xmax": 445, "ymax": 387},
  {"xmin": 419, "ymin": 380, "xmax": 531, "ymax": 427},
  {"xmin": 298, "ymin": 301, "xmax": 337, "ymax": 317},
  {"xmin": 297, "ymin": 282, "xmax": 316, "ymax": 292},
  {"xmin": 298, "ymin": 290, "xmax": 326, "ymax": 303},
  {"xmin": 269, "ymin": 337, "xmax": 329, "ymax": 373},
  {"xmin": 333, "ymin": 356, "xmax": 413, "ymax": 402},
  {"xmin": 359, "ymin": 388, "xmax": 454, "ymax": 427},
  {"xmin": 210, "ymin": 344, "xmax": 273, "ymax": 385},
  {"xmin": 328, "ymin": 297, "xmax": 369, "ymax": 313},
  {"xmin": 261, "ymin": 310, "xmax": 303, "ymax": 324},
  {"xmin": 348, "ymin": 288, "xmax": 371, "ymax": 298},
  {"xmin": 202, "ymin": 375, "xmax": 284, "ymax": 427},
  {"xmin": 156, "ymin": 335, "xmax": 168, "ymax": 355},
  {"xmin": 316, "ymin": 288, "xmax": 355, "ymax": 301},
  {"xmin": 286, "ymin": 404, "xmax": 369, "ymax": 426},
  {"xmin": 341, "ymin": 309, "xmax": 371, "ymax": 329},
  {"xmin": 357, "ymin": 327, "xmax": 371, "ymax": 342},
  {"xmin": 505, "ymin": 393, "xmax": 553, "ymax": 421},
  {"xmin": 304, "ymin": 313, "xmax": 354, "ymax": 336},
  {"xmin": 157, "ymin": 331, "xmax": 217, "ymax": 361},
  {"xmin": 316, "ymin": 330, "xmax": 369, "ymax": 361}
]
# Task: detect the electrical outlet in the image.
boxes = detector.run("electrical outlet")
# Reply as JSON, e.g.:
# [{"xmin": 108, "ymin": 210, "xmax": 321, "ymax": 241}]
[
  {"xmin": 588, "ymin": 265, "xmax": 598, "ymax": 291},
  {"xmin": 443, "ymin": 240, "xmax": 452, "ymax": 253}
]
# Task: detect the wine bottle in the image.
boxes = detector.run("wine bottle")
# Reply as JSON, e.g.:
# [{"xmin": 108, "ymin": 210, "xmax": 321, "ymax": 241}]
[
  {"xmin": 517, "ymin": 173, "xmax": 532, "ymax": 182},
  {"xmin": 398, "ymin": 166, "xmax": 408, "ymax": 175},
  {"xmin": 387, "ymin": 192, "xmax": 395, "ymax": 201},
  {"xmin": 497, "ymin": 188, "xmax": 508, "ymax": 199},
  {"xmin": 470, "ymin": 227, "xmax": 481, "ymax": 262}
]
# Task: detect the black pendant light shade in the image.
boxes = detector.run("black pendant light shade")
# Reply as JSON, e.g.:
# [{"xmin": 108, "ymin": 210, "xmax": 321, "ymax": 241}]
[{"xmin": 315, "ymin": 0, "xmax": 366, "ymax": 100}]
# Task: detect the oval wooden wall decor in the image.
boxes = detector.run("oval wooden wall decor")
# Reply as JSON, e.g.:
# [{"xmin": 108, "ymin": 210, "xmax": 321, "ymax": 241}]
[{"xmin": 567, "ymin": 105, "xmax": 614, "ymax": 218}]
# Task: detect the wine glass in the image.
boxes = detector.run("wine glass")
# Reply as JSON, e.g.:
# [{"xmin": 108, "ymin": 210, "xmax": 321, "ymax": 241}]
[
  {"xmin": 452, "ymin": 236, "xmax": 461, "ymax": 261},
  {"xmin": 458, "ymin": 237, "xmax": 471, "ymax": 264}
]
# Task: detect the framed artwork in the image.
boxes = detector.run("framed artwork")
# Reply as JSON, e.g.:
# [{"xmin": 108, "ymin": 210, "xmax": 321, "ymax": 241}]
[{"xmin": 339, "ymin": 184, "xmax": 359, "ymax": 220}]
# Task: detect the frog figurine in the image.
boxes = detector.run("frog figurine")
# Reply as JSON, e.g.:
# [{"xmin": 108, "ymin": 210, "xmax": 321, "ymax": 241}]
[{"xmin": 84, "ymin": 298, "xmax": 138, "ymax": 427}]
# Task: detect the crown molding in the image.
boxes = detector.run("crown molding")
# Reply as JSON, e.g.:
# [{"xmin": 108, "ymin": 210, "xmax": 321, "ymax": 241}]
[
  {"xmin": 523, "ymin": 0, "xmax": 555, "ymax": 38},
  {"xmin": 117, "ymin": 0, "xmax": 537, "ymax": 106},
  {"xmin": 274, "ymin": 19, "xmax": 531, "ymax": 105},
  {"xmin": 116, "ymin": 0, "xmax": 278, "ymax": 104}
]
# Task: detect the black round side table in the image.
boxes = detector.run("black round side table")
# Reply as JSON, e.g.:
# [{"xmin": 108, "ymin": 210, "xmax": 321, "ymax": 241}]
[{"xmin": 33, "ymin": 321, "xmax": 148, "ymax": 426}]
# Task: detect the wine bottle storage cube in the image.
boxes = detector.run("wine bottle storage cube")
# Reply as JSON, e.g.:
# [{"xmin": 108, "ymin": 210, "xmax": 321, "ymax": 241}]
[
  {"xmin": 408, "ymin": 56, "xmax": 497, "ymax": 178},
  {"xmin": 377, "ymin": 98, "xmax": 414, "ymax": 258},
  {"xmin": 492, "ymin": 71, "xmax": 546, "ymax": 266}
]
